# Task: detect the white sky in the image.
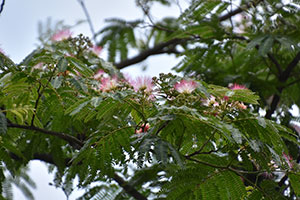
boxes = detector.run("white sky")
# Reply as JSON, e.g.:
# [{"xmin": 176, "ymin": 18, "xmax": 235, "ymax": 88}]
[{"xmin": 0, "ymin": 0, "xmax": 186, "ymax": 199}]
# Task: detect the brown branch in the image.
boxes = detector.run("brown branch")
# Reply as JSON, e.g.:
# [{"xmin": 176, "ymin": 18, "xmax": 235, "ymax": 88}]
[
  {"xmin": 7, "ymin": 122, "xmax": 84, "ymax": 148},
  {"xmin": 78, "ymin": 0, "xmax": 96, "ymax": 43},
  {"xmin": 265, "ymin": 51, "xmax": 300, "ymax": 119},
  {"xmin": 11, "ymin": 148, "xmax": 148, "ymax": 200},
  {"xmin": 33, "ymin": 153, "xmax": 147, "ymax": 200},
  {"xmin": 279, "ymin": 51, "xmax": 300, "ymax": 82},
  {"xmin": 186, "ymin": 130, "xmax": 217, "ymax": 158},
  {"xmin": 184, "ymin": 156, "xmax": 228, "ymax": 169},
  {"xmin": 115, "ymin": 0, "xmax": 263, "ymax": 70},
  {"xmin": 115, "ymin": 38, "xmax": 185, "ymax": 69},
  {"xmin": 218, "ymin": 0, "xmax": 263, "ymax": 21},
  {"xmin": 267, "ymin": 53, "xmax": 282, "ymax": 75},
  {"xmin": 113, "ymin": 173, "xmax": 147, "ymax": 200},
  {"xmin": 0, "ymin": 0, "xmax": 5, "ymax": 14}
]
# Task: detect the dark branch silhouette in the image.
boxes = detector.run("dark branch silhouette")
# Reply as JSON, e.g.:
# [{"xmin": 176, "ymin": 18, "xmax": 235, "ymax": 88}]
[
  {"xmin": 7, "ymin": 122, "xmax": 84, "ymax": 148},
  {"xmin": 115, "ymin": 38, "xmax": 184, "ymax": 69},
  {"xmin": 218, "ymin": 0, "xmax": 263, "ymax": 21},
  {"xmin": 78, "ymin": 0, "xmax": 96, "ymax": 43},
  {"xmin": 115, "ymin": 0, "xmax": 264, "ymax": 69},
  {"xmin": 0, "ymin": 0, "xmax": 5, "ymax": 14},
  {"xmin": 9, "ymin": 134, "xmax": 148, "ymax": 200},
  {"xmin": 265, "ymin": 51, "xmax": 300, "ymax": 119}
]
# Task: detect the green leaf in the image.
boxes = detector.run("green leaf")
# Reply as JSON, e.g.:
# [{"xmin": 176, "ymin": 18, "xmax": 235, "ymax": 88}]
[
  {"xmin": 0, "ymin": 113, "xmax": 7, "ymax": 134},
  {"xmin": 289, "ymin": 173, "xmax": 300, "ymax": 196},
  {"xmin": 257, "ymin": 117, "xmax": 266, "ymax": 128},
  {"xmin": 67, "ymin": 57, "xmax": 93, "ymax": 77},
  {"xmin": 70, "ymin": 101, "xmax": 90, "ymax": 116},
  {"xmin": 90, "ymin": 97, "xmax": 103, "ymax": 107},
  {"xmin": 258, "ymin": 36, "xmax": 274, "ymax": 57},
  {"xmin": 247, "ymin": 35, "xmax": 267, "ymax": 50},
  {"xmin": 51, "ymin": 76, "xmax": 63, "ymax": 89},
  {"xmin": 57, "ymin": 57, "xmax": 68, "ymax": 72},
  {"xmin": 65, "ymin": 98, "xmax": 90, "ymax": 115}
]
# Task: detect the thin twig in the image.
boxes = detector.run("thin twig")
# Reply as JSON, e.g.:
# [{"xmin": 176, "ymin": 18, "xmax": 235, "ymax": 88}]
[
  {"xmin": 186, "ymin": 130, "xmax": 217, "ymax": 158},
  {"xmin": 115, "ymin": 0, "xmax": 264, "ymax": 69},
  {"xmin": 77, "ymin": 0, "xmax": 96, "ymax": 43},
  {"xmin": 31, "ymin": 71, "xmax": 54, "ymax": 126}
]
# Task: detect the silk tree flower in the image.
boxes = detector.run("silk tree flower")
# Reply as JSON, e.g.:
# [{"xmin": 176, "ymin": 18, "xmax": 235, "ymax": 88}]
[
  {"xmin": 237, "ymin": 102, "xmax": 247, "ymax": 110},
  {"xmin": 135, "ymin": 123, "xmax": 150, "ymax": 134},
  {"xmin": 51, "ymin": 29, "xmax": 72, "ymax": 41},
  {"xmin": 90, "ymin": 45, "xmax": 102, "ymax": 56},
  {"xmin": 132, "ymin": 76, "xmax": 153, "ymax": 93},
  {"xmin": 229, "ymin": 83, "xmax": 247, "ymax": 90},
  {"xmin": 93, "ymin": 69, "xmax": 105, "ymax": 80},
  {"xmin": 32, "ymin": 62, "xmax": 45, "ymax": 71},
  {"xmin": 100, "ymin": 76, "xmax": 118, "ymax": 92},
  {"xmin": 174, "ymin": 80, "xmax": 197, "ymax": 94},
  {"xmin": 283, "ymin": 152, "xmax": 293, "ymax": 169},
  {"xmin": 122, "ymin": 73, "xmax": 134, "ymax": 86},
  {"xmin": 202, "ymin": 95, "xmax": 219, "ymax": 107}
]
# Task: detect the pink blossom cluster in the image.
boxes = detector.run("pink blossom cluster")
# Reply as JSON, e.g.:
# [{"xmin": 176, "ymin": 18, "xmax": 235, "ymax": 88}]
[
  {"xmin": 32, "ymin": 62, "xmax": 45, "ymax": 71},
  {"xmin": 229, "ymin": 83, "xmax": 247, "ymax": 90},
  {"xmin": 201, "ymin": 83, "xmax": 248, "ymax": 116},
  {"xmin": 99, "ymin": 76, "xmax": 118, "ymax": 92},
  {"xmin": 202, "ymin": 95, "xmax": 219, "ymax": 107},
  {"xmin": 51, "ymin": 29, "xmax": 72, "ymax": 41},
  {"xmin": 92, "ymin": 71, "xmax": 155, "ymax": 96},
  {"xmin": 131, "ymin": 76, "xmax": 154, "ymax": 93},
  {"xmin": 283, "ymin": 152, "xmax": 293, "ymax": 169},
  {"xmin": 90, "ymin": 45, "xmax": 102, "ymax": 56},
  {"xmin": 174, "ymin": 80, "xmax": 197, "ymax": 94},
  {"xmin": 135, "ymin": 123, "xmax": 150, "ymax": 134}
]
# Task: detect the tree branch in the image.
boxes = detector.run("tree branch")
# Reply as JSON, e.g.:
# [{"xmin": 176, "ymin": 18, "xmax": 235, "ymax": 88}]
[
  {"xmin": 8, "ymin": 125, "xmax": 148, "ymax": 200},
  {"xmin": 115, "ymin": 38, "xmax": 185, "ymax": 69},
  {"xmin": 7, "ymin": 122, "xmax": 84, "ymax": 148},
  {"xmin": 32, "ymin": 153, "xmax": 147, "ymax": 200},
  {"xmin": 113, "ymin": 173, "xmax": 147, "ymax": 200},
  {"xmin": 0, "ymin": 0, "xmax": 5, "ymax": 14},
  {"xmin": 279, "ymin": 51, "xmax": 300, "ymax": 82},
  {"xmin": 265, "ymin": 51, "xmax": 300, "ymax": 119},
  {"xmin": 267, "ymin": 53, "xmax": 282, "ymax": 75},
  {"xmin": 115, "ymin": 0, "xmax": 264, "ymax": 69},
  {"xmin": 218, "ymin": 0, "xmax": 263, "ymax": 21},
  {"xmin": 78, "ymin": 0, "xmax": 96, "ymax": 43}
]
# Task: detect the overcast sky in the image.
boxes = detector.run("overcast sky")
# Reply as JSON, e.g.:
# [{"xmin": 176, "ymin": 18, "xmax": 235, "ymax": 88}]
[{"xmin": 0, "ymin": 0, "xmax": 186, "ymax": 199}]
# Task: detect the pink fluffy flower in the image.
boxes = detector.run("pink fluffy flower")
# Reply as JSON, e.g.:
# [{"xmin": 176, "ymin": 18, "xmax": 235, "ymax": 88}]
[
  {"xmin": 237, "ymin": 102, "xmax": 247, "ymax": 110},
  {"xmin": 283, "ymin": 152, "xmax": 293, "ymax": 169},
  {"xmin": 202, "ymin": 95, "xmax": 219, "ymax": 107},
  {"xmin": 90, "ymin": 45, "xmax": 102, "ymax": 56},
  {"xmin": 174, "ymin": 80, "xmax": 197, "ymax": 94},
  {"xmin": 135, "ymin": 123, "xmax": 150, "ymax": 134},
  {"xmin": 132, "ymin": 76, "xmax": 153, "ymax": 93},
  {"xmin": 32, "ymin": 62, "xmax": 45, "ymax": 70},
  {"xmin": 122, "ymin": 73, "xmax": 134, "ymax": 85},
  {"xmin": 100, "ymin": 76, "xmax": 118, "ymax": 92},
  {"xmin": 93, "ymin": 69, "xmax": 105, "ymax": 80},
  {"xmin": 51, "ymin": 29, "xmax": 72, "ymax": 41},
  {"xmin": 229, "ymin": 83, "xmax": 247, "ymax": 90}
]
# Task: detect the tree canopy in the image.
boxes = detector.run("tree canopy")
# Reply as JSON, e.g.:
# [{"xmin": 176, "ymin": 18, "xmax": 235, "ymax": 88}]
[{"xmin": 1, "ymin": 0, "xmax": 300, "ymax": 199}]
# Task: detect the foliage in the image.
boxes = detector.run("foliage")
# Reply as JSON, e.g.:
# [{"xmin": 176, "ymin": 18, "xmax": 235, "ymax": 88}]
[{"xmin": 1, "ymin": 0, "xmax": 300, "ymax": 199}]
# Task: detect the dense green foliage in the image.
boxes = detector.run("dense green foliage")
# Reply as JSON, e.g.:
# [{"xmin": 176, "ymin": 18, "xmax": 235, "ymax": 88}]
[{"xmin": 1, "ymin": 0, "xmax": 300, "ymax": 199}]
